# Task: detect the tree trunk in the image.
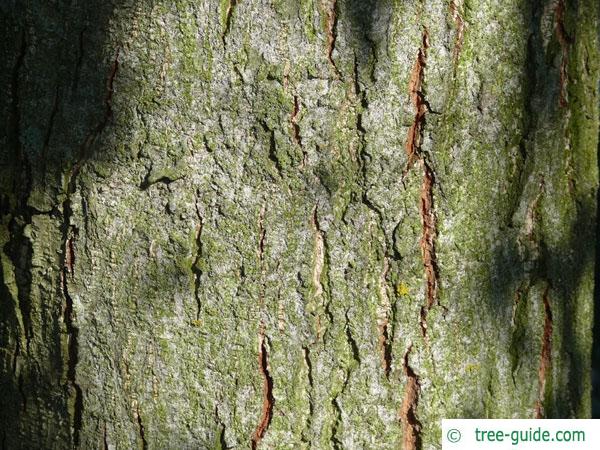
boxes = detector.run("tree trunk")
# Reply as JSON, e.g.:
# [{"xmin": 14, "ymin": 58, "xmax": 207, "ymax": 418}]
[{"xmin": 1, "ymin": 0, "xmax": 598, "ymax": 448}]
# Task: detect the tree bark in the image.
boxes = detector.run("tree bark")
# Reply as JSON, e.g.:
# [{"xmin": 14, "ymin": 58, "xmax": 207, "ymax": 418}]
[{"xmin": 1, "ymin": 0, "xmax": 598, "ymax": 448}]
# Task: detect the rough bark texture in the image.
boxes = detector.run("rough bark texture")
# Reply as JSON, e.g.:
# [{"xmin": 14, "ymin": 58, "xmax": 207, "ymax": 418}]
[{"xmin": 1, "ymin": 0, "xmax": 598, "ymax": 448}]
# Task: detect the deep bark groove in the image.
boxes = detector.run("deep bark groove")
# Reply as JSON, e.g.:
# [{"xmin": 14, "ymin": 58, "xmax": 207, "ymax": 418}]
[
  {"xmin": 400, "ymin": 346, "xmax": 422, "ymax": 450},
  {"xmin": 251, "ymin": 328, "xmax": 274, "ymax": 450},
  {"xmin": 535, "ymin": 286, "xmax": 553, "ymax": 418}
]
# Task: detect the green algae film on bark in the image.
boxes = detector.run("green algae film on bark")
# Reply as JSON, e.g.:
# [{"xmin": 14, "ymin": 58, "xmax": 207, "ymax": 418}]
[{"xmin": 0, "ymin": 0, "xmax": 598, "ymax": 448}]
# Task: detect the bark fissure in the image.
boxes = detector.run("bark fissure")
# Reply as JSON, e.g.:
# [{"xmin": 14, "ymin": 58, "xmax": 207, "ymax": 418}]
[
  {"xmin": 554, "ymin": 0, "xmax": 570, "ymax": 108},
  {"xmin": 251, "ymin": 327, "xmax": 274, "ymax": 450},
  {"xmin": 400, "ymin": 346, "xmax": 422, "ymax": 450},
  {"xmin": 41, "ymin": 85, "xmax": 60, "ymax": 171},
  {"xmin": 311, "ymin": 206, "xmax": 329, "ymax": 339},
  {"xmin": 291, "ymin": 95, "xmax": 302, "ymax": 147},
  {"xmin": 302, "ymin": 346, "xmax": 315, "ymax": 440},
  {"xmin": 403, "ymin": 29, "xmax": 441, "ymax": 338},
  {"xmin": 419, "ymin": 162, "xmax": 440, "ymax": 319},
  {"xmin": 378, "ymin": 257, "xmax": 393, "ymax": 378},
  {"xmin": 58, "ymin": 48, "xmax": 120, "ymax": 447},
  {"xmin": 135, "ymin": 404, "xmax": 148, "ymax": 450},
  {"xmin": 324, "ymin": 0, "xmax": 341, "ymax": 78},
  {"xmin": 103, "ymin": 423, "xmax": 109, "ymax": 450},
  {"xmin": 449, "ymin": 0, "xmax": 465, "ymax": 67},
  {"xmin": 192, "ymin": 204, "xmax": 203, "ymax": 319},
  {"xmin": 222, "ymin": 0, "xmax": 237, "ymax": 44},
  {"xmin": 535, "ymin": 286, "xmax": 553, "ymax": 418}
]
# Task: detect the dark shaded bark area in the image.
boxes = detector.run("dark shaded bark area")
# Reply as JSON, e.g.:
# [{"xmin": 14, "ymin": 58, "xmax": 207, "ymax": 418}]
[{"xmin": 1, "ymin": 0, "xmax": 598, "ymax": 448}]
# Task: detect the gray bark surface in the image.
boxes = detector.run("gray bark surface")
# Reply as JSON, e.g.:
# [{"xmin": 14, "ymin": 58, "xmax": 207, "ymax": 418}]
[{"xmin": 1, "ymin": 0, "xmax": 598, "ymax": 448}]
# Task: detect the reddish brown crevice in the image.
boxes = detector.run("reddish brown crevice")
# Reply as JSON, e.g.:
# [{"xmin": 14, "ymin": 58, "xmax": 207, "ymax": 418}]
[
  {"xmin": 404, "ymin": 29, "xmax": 429, "ymax": 173},
  {"xmin": 554, "ymin": 0, "xmax": 571, "ymax": 108},
  {"xmin": 251, "ymin": 327, "xmax": 274, "ymax": 450},
  {"xmin": 399, "ymin": 346, "xmax": 422, "ymax": 450},
  {"xmin": 222, "ymin": 0, "xmax": 238, "ymax": 44},
  {"xmin": 324, "ymin": 0, "xmax": 341, "ymax": 78},
  {"xmin": 418, "ymin": 155, "xmax": 440, "ymax": 339},
  {"xmin": 419, "ymin": 161, "xmax": 439, "ymax": 312},
  {"xmin": 449, "ymin": 1, "xmax": 465, "ymax": 68},
  {"xmin": 535, "ymin": 286, "xmax": 553, "ymax": 418},
  {"xmin": 403, "ymin": 30, "xmax": 442, "ymax": 339}
]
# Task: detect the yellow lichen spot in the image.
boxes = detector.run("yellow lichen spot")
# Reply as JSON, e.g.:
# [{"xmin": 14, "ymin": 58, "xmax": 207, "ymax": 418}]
[
  {"xmin": 397, "ymin": 282, "xmax": 409, "ymax": 297},
  {"xmin": 465, "ymin": 363, "xmax": 480, "ymax": 373},
  {"xmin": 191, "ymin": 319, "xmax": 202, "ymax": 327}
]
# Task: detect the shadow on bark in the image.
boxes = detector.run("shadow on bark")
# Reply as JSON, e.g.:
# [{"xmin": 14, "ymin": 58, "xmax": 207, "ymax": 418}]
[
  {"xmin": 483, "ymin": 0, "xmax": 597, "ymax": 419},
  {"xmin": 0, "ymin": 0, "xmax": 128, "ymax": 445}
]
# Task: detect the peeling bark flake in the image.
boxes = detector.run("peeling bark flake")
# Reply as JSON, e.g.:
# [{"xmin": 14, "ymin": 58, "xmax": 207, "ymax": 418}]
[
  {"xmin": 251, "ymin": 327, "xmax": 274, "ymax": 450},
  {"xmin": 535, "ymin": 287, "xmax": 553, "ymax": 418},
  {"xmin": 400, "ymin": 346, "xmax": 422, "ymax": 450}
]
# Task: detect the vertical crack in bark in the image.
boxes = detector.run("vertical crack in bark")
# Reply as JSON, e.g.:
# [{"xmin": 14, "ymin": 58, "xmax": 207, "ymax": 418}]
[
  {"xmin": 404, "ymin": 30, "xmax": 429, "ymax": 174},
  {"xmin": 311, "ymin": 206, "xmax": 327, "ymax": 339},
  {"xmin": 41, "ymin": 85, "xmax": 60, "ymax": 175},
  {"xmin": 554, "ymin": 0, "xmax": 571, "ymax": 108},
  {"xmin": 399, "ymin": 346, "xmax": 422, "ymax": 450},
  {"xmin": 251, "ymin": 326, "xmax": 274, "ymax": 450},
  {"xmin": 222, "ymin": 0, "xmax": 238, "ymax": 45},
  {"xmin": 60, "ymin": 218, "xmax": 82, "ymax": 447},
  {"xmin": 535, "ymin": 286, "xmax": 553, "ymax": 418},
  {"xmin": 330, "ymin": 396, "xmax": 344, "ymax": 449},
  {"xmin": 135, "ymin": 404, "xmax": 148, "ymax": 450},
  {"xmin": 418, "ymin": 160, "xmax": 440, "ymax": 337},
  {"xmin": 17, "ymin": 372, "xmax": 26, "ymax": 412},
  {"xmin": 192, "ymin": 203, "xmax": 203, "ymax": 319},
  {"xmin": 58, "ymin": 48, "xmax": 120, "ymax": 448},
  {"xmin": 403, "ymin": 29, "xmax": 441, "ymax": 338},
  {"xmin": 291, "ymin": 95, "xmax": 302, "ymax": 147},
  {"xmin": 378, "ymin": 257, "xmax": 393, "ymax": 378},
  {"xmin": 344, "ymin": 309, "xmax": 360, "ymax": 364},
  {"xmin": 103, "ymin": 423, "xmax": 109, "ymax": 450},
  {"xmin": 449, "ymin": 0, "xmax": 465, "ymax": 69},
  {"xmin": 302, "ymin": 346, "xmax": 315, "ymax": 438},
  {"xmin": 324, "ymin": 0, "xmax": 341, "ymax": 78},
  {"xmin": 258, "ymin": 205, "xmax": 266, "ymax": 266},
  {"xmin": 509, "ymin": 283, "xmax": 530, "ymax": 384}
]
